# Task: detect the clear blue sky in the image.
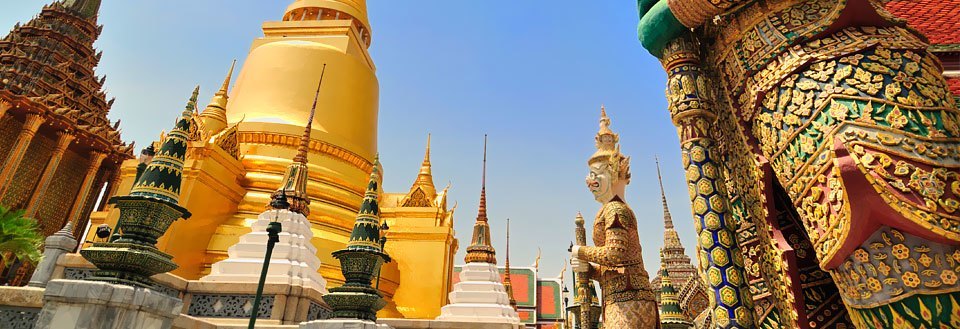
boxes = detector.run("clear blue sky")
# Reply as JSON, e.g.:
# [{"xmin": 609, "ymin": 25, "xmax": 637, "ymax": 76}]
[{"xmin": 2, "ymin": 1, "xmax": 698, "ymax": 282}]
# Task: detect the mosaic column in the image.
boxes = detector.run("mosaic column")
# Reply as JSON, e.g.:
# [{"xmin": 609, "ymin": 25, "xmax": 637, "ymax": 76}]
[
  {"xmin": 25, "ymin": 130, "xmax": 75, "ymax": 218},
  {"xmin": 660, "ymin": 35, "xmax": 753, "ymax": 328},
  {"xmin": 0, "ymin": 113, "xmax": 46, "ymax": 197},
  {"xmin": 66, "ymin": 151, "xmax": 106, "ymax": 232}
]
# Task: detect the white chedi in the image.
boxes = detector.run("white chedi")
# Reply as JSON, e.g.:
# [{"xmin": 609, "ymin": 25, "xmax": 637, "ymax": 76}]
[
  {"xmin": 201, "ymin": 209, "xmax": 327, "ymax": 293},
  {"xmin": 437, "ymin": 262, "xmax": 520, "ymax": 324}
]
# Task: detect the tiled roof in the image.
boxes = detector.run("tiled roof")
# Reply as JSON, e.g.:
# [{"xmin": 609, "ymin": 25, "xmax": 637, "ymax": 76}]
[
  {"xmin": 947, "ymin": 77, "xmax": 960, "ymax": 96},
  {"xmin": 885, "ymin": 0, "xmax": 960, "ymax": 45}
]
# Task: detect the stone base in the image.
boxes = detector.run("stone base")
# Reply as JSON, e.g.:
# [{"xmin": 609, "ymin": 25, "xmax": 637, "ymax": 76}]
[
  {"xmin": 381, "ymin": 318, "xmax": 520, "ymax": 329},
  {"xmin": 436, "ymin": 262, "xmax": 518, "ymax": 324},
  {"xmin": 36, "ymin": 279, "xmax": 183, "ymax": 329},
  {"xmin": 299, "ymin": 319, "xmax": 394, "ymax": 329}
]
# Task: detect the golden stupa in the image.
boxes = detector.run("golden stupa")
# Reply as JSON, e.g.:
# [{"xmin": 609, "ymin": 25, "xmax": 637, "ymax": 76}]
[{"xmin": 84, "ymin": 0, "xmax": 458, "ymax": 319}]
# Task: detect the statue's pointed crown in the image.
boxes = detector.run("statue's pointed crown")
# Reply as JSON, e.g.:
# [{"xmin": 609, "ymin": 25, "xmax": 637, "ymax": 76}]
[{"xmin": 588, "ymin": 105, "xmax": 630, "ymax": 181}]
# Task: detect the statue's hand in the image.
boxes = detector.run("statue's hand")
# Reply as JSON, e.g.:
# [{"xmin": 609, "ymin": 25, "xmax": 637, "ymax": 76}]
[
  {"xmin": 637, "ymin": 0, "xmax": 688, "ymax": 59},
  {"xmin": 571, "ymin": 246, "xmax": 590, "ymax": 273}
]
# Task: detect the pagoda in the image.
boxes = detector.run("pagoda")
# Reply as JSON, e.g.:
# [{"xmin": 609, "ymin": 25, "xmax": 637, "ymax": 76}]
[
  {"xmin": 650, "ymin": 158, "xmax": 709, "ymax": 322},
  {"xmin": 437, "ymin": 136, "xmax": 519, "ymax": 325},
  {"xmin": 0, "ymin": 0, "xmax": 131, "ymax": 242},
  {"xmin": 81, "ymin": 1, "xmax": 458, "ymax": 317},
  {"xmin": 658, "ymin": 256, "xmax": 693, "ymax": 329}
]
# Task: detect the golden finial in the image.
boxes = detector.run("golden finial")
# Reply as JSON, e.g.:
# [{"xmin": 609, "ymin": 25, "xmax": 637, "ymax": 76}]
[
  {"xmin": 199, "ymin": 60, "xmax": 236, "ymax": 135},
  {"xmin": 478, "ymin": 134, "xmax": 488, "ymax": 220},
  {"xmin": 655, "ymin": 155, "xmax": 674, "ymax": 229},
  {"xmin": 575, "ymin": 211, "xmax": 584, "ymax": 226},
  {"xmin": 294, "ymin": 64, "xmax": 326, "ymax": 164}
]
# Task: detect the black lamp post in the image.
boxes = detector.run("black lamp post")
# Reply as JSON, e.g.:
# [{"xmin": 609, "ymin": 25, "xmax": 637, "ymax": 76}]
[
  {"xmin": 248, "ymin": 191, "xmax": 289, "ymax": 329},
  {"xmin": 375, "ymin": 221, "xmax": 389, "ymax": 289}
]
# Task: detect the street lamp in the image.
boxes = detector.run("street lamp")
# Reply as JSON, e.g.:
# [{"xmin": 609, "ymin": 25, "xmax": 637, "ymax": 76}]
[
  {"xmin": 248, "ymin": 191, "xmax": 289, "ymax": 329},
  {"xmin": 376, "ymin": 220, "xmax": 389, "ymax": 290}
]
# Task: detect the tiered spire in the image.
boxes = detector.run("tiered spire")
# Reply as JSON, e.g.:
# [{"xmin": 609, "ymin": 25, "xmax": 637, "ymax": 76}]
[
  {"xmin": 465, "ymin": 135, "xmax": 497, "ymax": 264},
  {"xmin": 270, "ymin": 65, "xmax": 326, "ymax": 216},
  {"xmin": 129, "ymin": 86, "xmax": 198, "ymax": 205},
  {"xmin": 62, "ymin": 0, "xmax": 102, "ymax": 19},
  {"xmin": 655, "ymin": 157, "xmax": 697, "ymax": 283},
  {"xmin": 659, "ymin": 253, "xmax": 693, "ymax": 328},
  {"xmin": 199, "ymin": 60, "xmax": 236, "ymax": 136},
  {"xmin": 344, "ymin": 160, "xmax": 384, "ymax": 253},
  {"xmin": 401, "ymin": 134, "xmax": 437, "ymax": 207},
  {"xmin": 504, "ymin": 218, "xmax": 517, "ymax": 310}
]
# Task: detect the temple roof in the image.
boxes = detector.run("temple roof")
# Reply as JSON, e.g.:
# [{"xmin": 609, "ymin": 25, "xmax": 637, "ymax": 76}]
[
  {"xmin": 885, "ymin": 0, "xmax": 960, "ymax": 47},
  {"xmin": 0, "ymin": 0, "xmax": 131, "ymax": 158},
  {"xmin": 400, "ymin": 134, "xmax": 437, "ymax": 207}
]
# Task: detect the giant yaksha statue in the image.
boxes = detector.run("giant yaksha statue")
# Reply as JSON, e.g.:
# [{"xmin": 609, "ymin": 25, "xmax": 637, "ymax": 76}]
[
  {"xmin": 571, "ymin": 107, "xmax": 660, "ymax": 328},
  {"xmin": 636, "ymin": 0, "xmax": 960, "ymax": 328}
]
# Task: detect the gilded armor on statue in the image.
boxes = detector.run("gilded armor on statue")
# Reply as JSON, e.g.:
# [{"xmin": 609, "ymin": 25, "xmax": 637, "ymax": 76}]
[
  {"xmin": 572, "ymin": 107, "xmax": 659, "ymax": 328},
  {"xmin": 638, "ymin": 0, "xmax": 960, "ymax": 327}
]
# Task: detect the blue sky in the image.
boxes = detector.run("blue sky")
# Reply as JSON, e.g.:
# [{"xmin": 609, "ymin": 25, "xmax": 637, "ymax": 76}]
[{"xmin": 1, "ymin": 1, "xmax": 698, "ymax": 282}]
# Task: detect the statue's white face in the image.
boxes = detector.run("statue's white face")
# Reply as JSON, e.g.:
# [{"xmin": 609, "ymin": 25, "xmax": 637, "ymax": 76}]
[{"xmin": 586, "ymin": 162, "xmax": 614, "ymax": 203}]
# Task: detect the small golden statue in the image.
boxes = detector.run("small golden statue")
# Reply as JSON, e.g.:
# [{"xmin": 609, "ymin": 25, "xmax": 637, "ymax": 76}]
[{"xmin": 571, "ymin": 106, "xmax": 659, "ymax": 328}]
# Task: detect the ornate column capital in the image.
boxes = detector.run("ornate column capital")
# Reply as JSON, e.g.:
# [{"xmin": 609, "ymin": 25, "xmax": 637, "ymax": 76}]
[
  {"xmin": 54, "ymin": 130, "xmax": 76, "ymax": 150},
  {"xmin": 22, "ymin": 112, "xmax": 47, "ymax": 136}
]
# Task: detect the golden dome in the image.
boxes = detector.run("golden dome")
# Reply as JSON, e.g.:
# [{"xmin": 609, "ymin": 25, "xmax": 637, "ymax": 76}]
[{"xmin": 226, "ymin": 40, "xmax": 379, "ymax": 161}]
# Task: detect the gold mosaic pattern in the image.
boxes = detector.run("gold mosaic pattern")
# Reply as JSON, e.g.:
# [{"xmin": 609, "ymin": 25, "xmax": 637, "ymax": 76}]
[
  {"xmin": 1, "ymin": 132, "xmax": 53, "ymax": 209},
  {"xmin": 36, "ymin": 147, "xmax": 87, "ymax": 235},
  {"xmin": 0, "ymin": 115, "xmax": 22, "ymax": 163}
]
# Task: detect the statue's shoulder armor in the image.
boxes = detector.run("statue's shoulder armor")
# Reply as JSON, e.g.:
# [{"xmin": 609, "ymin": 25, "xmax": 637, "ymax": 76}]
[{"xmin": 601, "ymin": 201, "xmax": 637, "ymax": 230}]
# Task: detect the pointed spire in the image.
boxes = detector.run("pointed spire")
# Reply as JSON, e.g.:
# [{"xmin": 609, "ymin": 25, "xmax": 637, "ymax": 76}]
[
  {"xmin": 401, "ymin": 134, "xmax": 437, "ymax": 206},
  {"xmin": 199, "ymin": 60, "xmax": 236, "ymax": 135},
  {"xmin": 343, "ymin": 165, "xmax": 385, "ymax": 253},
  {"xmin": 295, "ymin": 64, "xmax": 324, "ymax": 164},
  {"xmin": 479, "ymin": 134, "xmax": 488, "ymax": 220},
  {"xmin": 465, "ymin": 135, "xmax": 497, "ymax": 264},
  {"xmin": 62, "ymin": 0, "xmax": 102, "ymax": 20},
  {"xmin": 269, "ymin": 64, "xmax": 326, "ymax": 216},
  {"xmin": 504, "ymin": 218, "xmax": 517, "ymax": 311},
  {"xmin": 656, "ymin": 156, "xmax": 674, "ymax": 229},
  {"xmin": 129, "ymin": 86, "xmax": 199, "ymax": 205}
]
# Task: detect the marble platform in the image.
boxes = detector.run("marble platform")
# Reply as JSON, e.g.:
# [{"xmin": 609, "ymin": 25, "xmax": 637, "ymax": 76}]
[
  {"xmin": 436, "ymin": 262, "xmax": 519, "ymax": 324},
  {"xmin": 35, "ymin": 279, "xmax": 183, "ymax": 329},
  {"xmin": 201, "ymin": 209, "xmax": 327, "ymax": 293}
]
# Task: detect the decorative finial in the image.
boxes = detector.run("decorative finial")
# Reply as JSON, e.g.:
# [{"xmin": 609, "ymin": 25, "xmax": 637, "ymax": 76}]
[
  {"xmin": 269, "ymin": 65, "xmax": 326, "ymax": 215},
  {"xmin": 221, "ymin": 60, "xmax": 236, "ymax": 93},
  {"xmin": 464, "ymin": 134, "xmax": 497, "ymax": 264},
  {"xmin": 504, "ymin": 217, "xmax": 517, "ymax": 310},
  {"xmin": 199, "ymin": 61, "xmax": 236, "ymax": 135},
  {"xmin": 655, "ymin": 156, "xmax": 674, "ymax": 229},
  {"xmin": 575, "ymin": 211, "xmax": 584, "ymax": 226},
  {"xmin": 479, "ymin": 134, "xmax": 488, "ymax": 220},
  {"xmin": 295, "ymin": 64, "xmax": 326, "ymax": 164},
  {"xmin": 182, "ymin": 85, "xmax": 200, "ymax": 117}
]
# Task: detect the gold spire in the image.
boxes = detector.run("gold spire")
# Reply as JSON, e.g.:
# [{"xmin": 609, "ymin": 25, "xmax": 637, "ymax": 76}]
[
  {"xmin": 199, "ymin": 60, "xmax": 236, "ymax": 136},
  {"xmin": 401, "ymin": 134, "xmax": 437, "ymax": 207},
  {"xmin": 504, "ymin": 218, "xmax": 517, "ymax": 311},
  {"xmin": 465, "ymin": 134, "xmax": 497, "ymax": 264},
  {"xmin": 270, "ymin": 64, "xmax": 326, "ymax": 216},
  {"xmin": 656, "ymin": 156, "xmax": 674, "ymax": 229}
]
